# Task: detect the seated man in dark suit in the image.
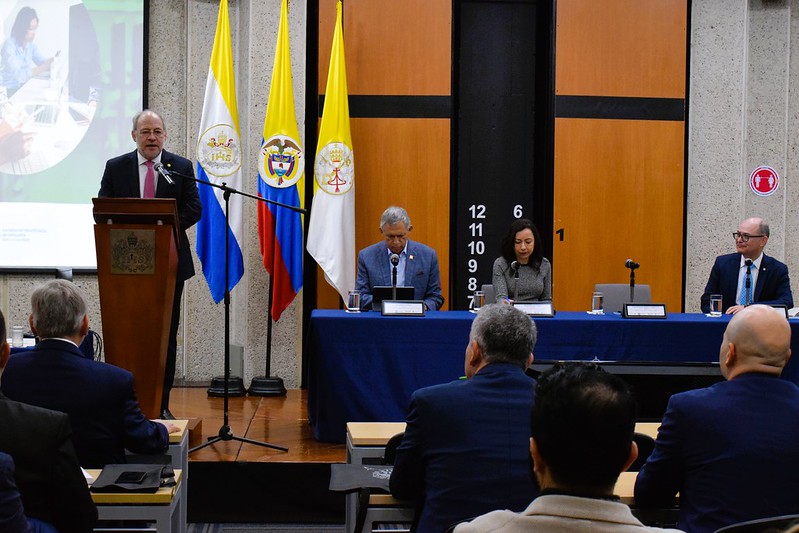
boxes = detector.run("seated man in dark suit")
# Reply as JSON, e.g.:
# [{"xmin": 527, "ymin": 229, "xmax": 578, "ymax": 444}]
[
  {"xmin": 0, "ymin": 309, "xmax": 96, "ymax": 533},
  {"xmin": 355, "ymin": 206, "xmax": 444, "ymax": 311},
  {"xmin": 635, "ymin": 304, "xmax": 799, "ymax": 533},
  {"xmin": 0, "ymin": 451, "xmax": 31, "ymax": 533},
  {"xmin": 1, "ymin": 280, "xmax": 177, "ymax": 468},
  {"xmin": 455, "ymin": 363, "xmax": 681, "ymax": 533},
  {"xmin": 700, "ymin": 216, "xmax": 793, "ymax": 314},
  {"xmin": 390, "ymin": 304, "xmax": 538, "ymax": 533}
]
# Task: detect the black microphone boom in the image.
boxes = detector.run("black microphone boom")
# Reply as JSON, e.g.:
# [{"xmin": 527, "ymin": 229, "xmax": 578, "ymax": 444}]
[{"xmin": 153, "ymin": 162, "xmax": 175, "ymax": 185}]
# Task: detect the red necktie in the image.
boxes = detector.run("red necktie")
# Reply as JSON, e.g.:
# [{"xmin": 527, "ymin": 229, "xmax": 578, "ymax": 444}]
[{"xmin": 143, "ymin": 160, "xmax": 155, "ymax": 198}]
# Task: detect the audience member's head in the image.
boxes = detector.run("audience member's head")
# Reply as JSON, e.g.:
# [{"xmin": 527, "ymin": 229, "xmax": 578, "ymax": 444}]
[
  {"xmin": 465, "ymin": 304, "xmax": 536, "ymax": 377},
  {"xmin": 720, "ymin": 304, "xmax": 791, "ymax": 380},
  {"xmin": 29, "ymin": 280, "xmax": 89, "ymax": 342},
  {"xmin": 530, "ymin": 362, "xmax": 637, "ymax": 495}
]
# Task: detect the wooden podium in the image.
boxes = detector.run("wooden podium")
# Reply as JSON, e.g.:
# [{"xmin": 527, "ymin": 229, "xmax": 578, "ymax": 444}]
[{"xmin": 93, "ymin": 198, "xmax": 179, "ymax": 419}]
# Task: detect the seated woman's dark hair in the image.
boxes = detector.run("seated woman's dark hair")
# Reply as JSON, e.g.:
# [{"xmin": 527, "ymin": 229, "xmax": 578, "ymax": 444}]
[{"xmin": 501, "ymin": 218, "xmax": 543, "ymax": 270}]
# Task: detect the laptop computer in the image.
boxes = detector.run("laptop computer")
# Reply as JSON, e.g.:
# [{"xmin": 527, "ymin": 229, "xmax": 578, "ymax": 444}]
[{"xmin": 371, "ymin": 286, "xmax": 414, "ymax": 311}]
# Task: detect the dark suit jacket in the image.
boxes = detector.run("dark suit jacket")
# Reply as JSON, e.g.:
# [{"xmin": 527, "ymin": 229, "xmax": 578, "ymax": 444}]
[
  {"xmin": 389, "ymin": 363, "xmax": 539, "ymax": 533},
  {"xmin": 0, "ymin": 452, "xmax": 32, "ymax": 533},
  {"xmin": 634, "ymin": 373, "xmax": 799, "ymax": 533},
  {"xmin": 98, "ymin": 149, "xmax": 202, "ymax": 281},
  {"xmin": 355, "ymin": 240, "xmax": 444, "ymax": 311},
  {"xmin": 700, "ymin": 252, "xmax": 793, "ymax": 313},
  {"xmin": 0, "ymin": 393, "xmax": 96, "ymax": 533},
  {"xmin": 1, "ymin": 339, "xmax": 169, "ymax": 468}
]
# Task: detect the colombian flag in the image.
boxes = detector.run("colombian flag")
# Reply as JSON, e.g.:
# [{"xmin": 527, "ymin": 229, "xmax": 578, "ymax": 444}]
[
  {"xmin": 195, "ymin": 0, "xmax": 244, "ymax": 303},
  {"xmin": 257, "ymin": 0, "xmax": 304, "ymax": 322},
  {"xmin": 307, "ymin": 0, "xmax": 355, "ymax": 304}
]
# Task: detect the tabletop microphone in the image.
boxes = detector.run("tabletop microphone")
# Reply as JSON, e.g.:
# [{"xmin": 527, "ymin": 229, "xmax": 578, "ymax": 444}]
[
  {"xmin": 510, "ymin": 260, "xmax": 520, "ymax": 279},
  {"xmin": 153, "ymin": 162, "xmax": 175, "ymax": 185},
  {"xmin": 390, "ymin": 254, "xmax": 399, "ymax": 267},
  {"xmin": 625, "ymin": 259, "xmax": 640, "ymax": 270}
]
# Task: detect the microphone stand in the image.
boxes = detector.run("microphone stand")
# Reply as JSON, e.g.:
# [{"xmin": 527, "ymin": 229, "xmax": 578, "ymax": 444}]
[
  {"xmin": 167, "ymin": 168, "xmax": 304, "ymax": 454},
  {"xmin": 628, "ymin": 266, "xmax": 636, "ymax": 302},
  {"xmin": 391, "ymin": 264, "xmax": 398, "ymax": 301},
  {"xmin": 512, "ymin": 266, "xmax": 519, "ymax": 301}
]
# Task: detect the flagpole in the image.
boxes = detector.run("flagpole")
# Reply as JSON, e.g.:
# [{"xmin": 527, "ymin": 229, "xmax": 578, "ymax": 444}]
[
  {"xmin": 153, "ymin": 168, "xmax": 303, "ymax": 397},
  {"xmin": 248, "ymin": 216, "xmax": 288, "ymax": 396}
]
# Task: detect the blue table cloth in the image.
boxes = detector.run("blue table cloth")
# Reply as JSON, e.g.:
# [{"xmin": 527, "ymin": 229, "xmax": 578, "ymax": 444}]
[{"xmin": 307, "ymin": 310, "xmax": 799, "ymax": 442}]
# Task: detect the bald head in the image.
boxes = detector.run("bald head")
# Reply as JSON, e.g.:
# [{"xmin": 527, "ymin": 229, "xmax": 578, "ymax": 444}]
[{"xmin": 720, "ymin": 304, "xmax": 791, "ymax": 379}]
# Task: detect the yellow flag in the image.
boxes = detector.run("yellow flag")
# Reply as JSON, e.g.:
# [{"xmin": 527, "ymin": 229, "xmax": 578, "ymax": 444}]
[{"xmin": 306, "ymin": 0, "xmax": 355, "ymax": 304}]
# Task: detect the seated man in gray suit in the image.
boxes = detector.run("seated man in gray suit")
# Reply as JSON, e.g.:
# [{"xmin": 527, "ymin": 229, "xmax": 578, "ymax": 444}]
[
  {"xmin": 354, "ymin": 206, "xmax": 444, "ymax": 311},
  {"xmin": 455, "ymin": 363, "xmax": 682, "ymax": 533}
]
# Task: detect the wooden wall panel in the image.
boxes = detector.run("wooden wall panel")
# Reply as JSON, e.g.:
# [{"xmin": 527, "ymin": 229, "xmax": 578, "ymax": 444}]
[
  {"xmin": 553, "ymin": 118, "xmax": 685, "ymax": 311},
  {"xmin": 555, "ymin": 0, "xmax": 687, "ymax": 97},
  {"xmin": 318, "ymin": 0, "xmax": 451, "ymax": 95},
  {"xmin": 315, "ymin": 0, "xmax": 452, "ymax": 309}
]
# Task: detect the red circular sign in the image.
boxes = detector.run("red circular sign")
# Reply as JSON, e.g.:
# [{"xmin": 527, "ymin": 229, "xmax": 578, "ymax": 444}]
[{"xmin": 749, "ymin": 166, "xmax": 780, "ymax": 197}]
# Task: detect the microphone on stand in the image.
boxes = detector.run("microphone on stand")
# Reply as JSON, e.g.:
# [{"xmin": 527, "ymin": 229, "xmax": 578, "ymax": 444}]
[
  {"xmin": 625, "ymin": 259, "xmax": 639, "ymax": 301},
  {"xmin": 390, "ymin": 253, "xmax": 399, "ymax": 300},
  {"xmin": 744, "ymin": 258, "xmax": 753, "ymax": 305},
  {"xmin": 510, "ymin": 260, "xmax": 520, "ymax": 301},
  {"xmin": 153, "ymin": 162, "xmax": 175, "ymax": 185}
]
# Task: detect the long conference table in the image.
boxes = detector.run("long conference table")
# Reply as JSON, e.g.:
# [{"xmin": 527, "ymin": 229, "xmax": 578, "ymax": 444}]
[{"xmin": 307, "ymin": 309, "xmax": 799, "ymax": 443}]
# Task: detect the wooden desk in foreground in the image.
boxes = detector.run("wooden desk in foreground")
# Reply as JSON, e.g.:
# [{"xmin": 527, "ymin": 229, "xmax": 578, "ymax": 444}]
[{"xmin": 88, "ymin": 464, "xmax": 186, "ymax": 532}]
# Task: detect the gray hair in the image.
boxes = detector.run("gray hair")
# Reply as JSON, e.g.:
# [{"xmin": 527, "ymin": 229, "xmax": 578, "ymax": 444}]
[
  {"xmin": 469, "ymin": 304, "xmax": 537, "ymax": 367},
  {"xmin": 757, "ymin": 218, "xmax": 770, "ymax": 237},
  {"xmin": 30, "ymin": 280, "xmax": 87, "ymax": 339},
  {"xmin": 380, "ymin": 206, "xmax": 411, "ymax": 229},
  {"xmin": 131, "ymin": 109, "xmax": 166, "ymax": 133}
]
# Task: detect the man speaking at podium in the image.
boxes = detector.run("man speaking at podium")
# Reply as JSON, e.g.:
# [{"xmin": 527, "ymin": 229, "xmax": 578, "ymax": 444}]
[
  {"xmin": 98, "ymin": 109, "xmax": 202, "ymax": 420},
  {"xmin": 700, "ymin": 216, "xmax": 793, "ymax": 315},
  {"xmin": 354, "ymin": 206, "xmax": 444, "ymax": 311}
]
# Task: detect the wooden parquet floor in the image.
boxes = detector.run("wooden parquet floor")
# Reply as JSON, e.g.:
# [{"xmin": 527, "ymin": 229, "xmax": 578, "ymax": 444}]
[{"xmin": 171, "ymin": 386, "xmax": 345, "ymax": 464}]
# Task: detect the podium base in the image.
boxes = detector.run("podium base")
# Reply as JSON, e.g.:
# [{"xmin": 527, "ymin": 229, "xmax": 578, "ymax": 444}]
[
  {"xmin": 248, "ymin": 376, "xmax": 287, "ymax": 396},
  {"xmin": 207, "ymin": 376, "xmax": 247, "ymax": 397}
]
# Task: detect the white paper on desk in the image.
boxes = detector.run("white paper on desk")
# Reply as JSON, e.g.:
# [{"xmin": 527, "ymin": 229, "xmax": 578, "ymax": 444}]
[{"xmin": 82, "ymin": 467, "xmax": 94, "ymax": 485}]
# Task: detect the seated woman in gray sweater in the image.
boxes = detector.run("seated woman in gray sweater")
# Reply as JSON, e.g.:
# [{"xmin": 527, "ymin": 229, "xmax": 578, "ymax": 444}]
[{"xmin": 492, "ymin": 219, "xmax": 552, "ymax": 302}]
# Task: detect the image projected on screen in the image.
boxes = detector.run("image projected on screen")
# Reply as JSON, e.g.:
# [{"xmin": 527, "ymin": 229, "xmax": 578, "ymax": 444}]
[{"xmin": 0, "ymin": 0, "xmax": 144, "ymax": 270}]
